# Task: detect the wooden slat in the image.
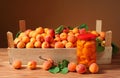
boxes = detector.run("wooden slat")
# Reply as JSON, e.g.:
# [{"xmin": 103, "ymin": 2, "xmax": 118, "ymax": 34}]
[
  {"xmin": 7, "ymin": 31, "xmax": 14, "ymax": 48},
  {"xmin": 19, "ymin": 20, "xmax": 26, "ymax": 32},
  {"xmin": 105, "ymin": 31, "xmax": 112, "ymax": 47},
  {"xmin": 96, "ymin": 20, "xmax": 102, "ymax": 32}
]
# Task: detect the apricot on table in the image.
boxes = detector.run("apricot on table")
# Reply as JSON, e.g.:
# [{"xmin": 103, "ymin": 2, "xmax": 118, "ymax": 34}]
[
  {"xmin": 89, "ymin": 63, "xmax": 99, "ymax": 74},
  {"xmin": 27, "ymin": 61, "xmax": 37, "ymax": 70},
  {"xmin": 76, "ymin": 64, "xmax": 87, "ymax": 74},
  {"xmin": 68, "ymin": 62, "xmax": 77, "ymax": 72},
  {"xmin": 12, "ymin": 60, "xmax": 22, "ymax": 69},
  {"xmin": 42, "ymin": 60, "xmax": 53, "ymax": 70}
]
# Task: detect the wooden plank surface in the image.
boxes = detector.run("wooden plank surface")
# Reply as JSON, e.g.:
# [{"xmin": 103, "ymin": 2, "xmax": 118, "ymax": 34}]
[{"xmin": 0, "ymin": 48, "xmax": 120, "ymax": 78}]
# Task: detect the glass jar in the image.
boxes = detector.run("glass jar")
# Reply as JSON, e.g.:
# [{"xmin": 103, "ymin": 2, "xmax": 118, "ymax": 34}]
[{"xmin": 77, "ymin": 33, "xmax": 97, "ymax": 67}]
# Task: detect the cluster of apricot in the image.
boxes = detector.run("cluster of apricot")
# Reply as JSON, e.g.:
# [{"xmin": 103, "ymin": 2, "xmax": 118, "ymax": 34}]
[
  {"xmin": 12, "ymin": 59, "xmax": 53, "ymax": 70},
  {"xmin": 68, "ymin": 62, "xmax": 99, "ymax": 74},
  {"xmin": 14, "ymin": 25, "xmax": 105, "ymax": 48}
]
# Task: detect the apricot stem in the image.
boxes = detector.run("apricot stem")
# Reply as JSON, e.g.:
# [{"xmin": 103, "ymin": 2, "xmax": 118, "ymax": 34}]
[{"xmin": 39, "ymin": 56, "xmax": 48, "ymax": 61}]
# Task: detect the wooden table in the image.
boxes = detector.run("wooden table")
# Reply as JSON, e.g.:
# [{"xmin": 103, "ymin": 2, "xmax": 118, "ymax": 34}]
[{"xmin": 0, "ymin": 48, "xmax": 120, "ymax": 78}]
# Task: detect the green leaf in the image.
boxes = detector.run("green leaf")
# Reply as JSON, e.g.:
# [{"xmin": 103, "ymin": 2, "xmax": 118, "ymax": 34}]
[
  {"xmin": 55, "ymin": 25, "xmax": 64, "ymax": 34},
  {"xmin": 60, "ymin": 67, "xmax": 68, "ymax": 74},
  {"xmin": 78, "ymin": 24, "xmax": 88, "ymax": 30},
  {"xmin": 58, "ymin": 62, "xmax": 63, "ymax": 69},
  {"xmin": 96, "ymin": 45, "xmax": 105, "ymax": 52},
  {"xmin": 15, "ymin": 31, "xmax": 21, "ymax": 38},
  {"xmin": 62, "ymin": 59, "xmax": 69, "ymax": 68},
  {"xmin": 96, "ymin": 37, "xmax": 102, "ymax": 43},
  {"xmin": 67, "ymin": 26, "xmax": 73, "ymax": 30},
  {"xmin": 49, "ymin": 66, "xmax": 60, "ymax": 74},
  {"xmin": 112, "ymin": 42, "xmax": 119, "ymax": 55}
]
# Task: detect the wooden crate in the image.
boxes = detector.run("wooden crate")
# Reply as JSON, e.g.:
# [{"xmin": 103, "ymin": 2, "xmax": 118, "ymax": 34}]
[{"xmin": 7, "ymin": 20, "xmax": 112, "ymax": 65}]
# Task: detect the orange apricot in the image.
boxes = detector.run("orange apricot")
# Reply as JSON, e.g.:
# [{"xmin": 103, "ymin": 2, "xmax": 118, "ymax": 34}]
[
  {"xmin": 89, "ymin": 63, "xmax": 99, "ymax": 74},
  {"xmin": 54, "ymin": 42, "xmax": 64, "ymax": 48},
  {"xmin": 68, "ymin": 62, "xmax": 77, "ymax": 72},
  {"xmin": 36, "ymin": 34, "xmax": 44, "ymax": 42},
  {"xmin": 35, "ymin": 27, "xmax": 44, "ymax": 34},
  {"xmin": 61, "ymin": 40, "xmax": 68, "ymax": 46},
  {"xmin": 12, "ymin": 60, "xmax": 22, "ymax": 69},
  {"xmin": 72, "ymin": 27, "xmax": 79, "ymax": 33},
  {"xmin": 42, "ymin": 61, "xmax": 52, "ymax": 70},
  {"xmin": 41, "ymin": 41, "xmax": 50, "ymax": 48},
  {"xmin": 67, "ymin": 35, "xmax": 77, "ymax": 43},
  {"xmin": 24, "ymin": 29, "xmax": 32, "ymax": 36},
  {"xmin": 34, "ymin": 41, "xmax": 41, "ymax": 48},
  {"xmin": 14, "ymin": 38, "xmax": 21, "ymax": 47},
  {"xmin": 65, "ymin": 42, "xmax": 74, "ymax": 48},
  {"xmin": 60, "ymin": 32, "xmax": 68, "ymax": 40},
  {"xmin": 99, "ymin": 31, "xmax": 105, "ymax": 39},
  {"xmin": 17, "ymin": 41, "xmax": 25, "ymax": 48},
  {"xmin": 30, "ymin": 37, "xmax": 36, "ymax": 44},
  {"xmin": 28, "ymin": 31, "xmax": 34, "ymax": 38},
  {"xmin": 18, "ymin": 32, "xmax": 26, "ymax": 39},
  {"xmin": 21, "ymin": 36, "xmax": 30, "ymax": 43},
  {"xmin": 91, "ymin": 31, "xmax": 99, "ymax": 37},
  {"xmin": 76, "ymin": 64, "xmax": 87, "ymax": 74},
  {"xmin": 27, "ymin": 61, "xmax": 37, "ymax": 70},
  {"xmin": 26, "ymin": 42, "xmax": 34, "ymax": 48}
]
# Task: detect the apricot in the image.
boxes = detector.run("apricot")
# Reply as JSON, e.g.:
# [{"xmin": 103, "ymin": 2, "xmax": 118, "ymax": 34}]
[
  {"xmin": 42, "ymin": 60, "xmax": 52, "ymax": 70},
  {"xmin": 75, "ymin": 33, "xmax": 79, "ymax": 37},
  {"xmin": 54, "ymin": 36, "xmax": 61, "ymax": 42},
  {"xmin": 62, "ymin": 40, "xmax": 68, "ymax": 46},
  {"xmin": 14, "ymin": 38, "xmax": 21, "ymax": 47},
  {"xmin": 99, "ymin": 31, "xmax": 105, "ymax": 39},
  {"xmin": 67, "ymin": 35, "xmax": 77, "ymax": 43},
  {"xmin": 60, "ymin": 32, "xmax": 67, "ymax": 40},
  {"xmin": 35, "ymin": 27, "xmax": 44, "ymax": 34},
  {"xmin": 17, "ymin": 41, "xmax": 25, "ymax": 48},
  {"xmin": 89, "ymin": 63, "xmax": 99, "ymax": 74},
  {"xmin": 76, "ymin": 64, "xmax": 87, "ymax": 74},
  {"xmin": 36, "ymin": 34, "xmax": 44, "ymax": 42},
  {"xmin": 44, "ymin": 35, "xmax": 54, "ymax": 43},
  {"xmin": 47, "ymin": 29, "xmax": 55, "ymax": 37},
  {"xmin": 18, "ymin": 32, "xmax": 26, "ymax": 39},
  {"xmin": 21, "ymin": 36, "xmax": 30, "ymax": 43},
  {"xmin": 68, "ymin": 32, "xmax": 74, "ymax": 36},
  {"xmin": 34, "ymin": 41, "xmax": 41, "ymax": 48},
  {"xmin": 26, "ymin": 42, "xmax": 34, "ymax": 48},
  {"xmin": 44, "ymin": 28, "xmax": 49, "ymax": 33},
  {"xmin": 55, "ymin": 42, "xmax": 64, "ymax": 48},
  {"xmin": 72, "ymin": 27, "xmax": 79, "ymax": 33},
  {"xmin": 12, "ymin": 60, "xmax": 22, "ymax": 69},
  {"xmin": 79, "ymin": 28, "xmax": 87, "ymax": 34},
  {"xmin": 65, "ymin": 42, "xmax": 74, "ymax": 48},
  {"xmin": 41, "ymin": 41, "xmax": 50, "ymax": 48},
  {"xmin": 27, "ymin": 61, "xmax": 37, "ymax": 70},
  {"xmin": 24, "ymin": 29, "xmax": 32, "ymax": 36},
  {"xmin": 68, "ymin": 62, "xmax": 77, "ymax": 72},
  {"xmin": 30, "ymin": 37, "xmax": 36, "ymax": 43},
  {"xmin": 91, "ymin": 31, "xmax": 99, "ymax": 36},
  {"xmin": 29, "ymin": 31, "xmax": 34, "ymax": 38},
  {"xmin": 50, "ymin": 41, "xmax": 55, "ymax": 48},
  {"xmin": 31, "ymin": 31, "xmax": 38, "ymax": 38}
]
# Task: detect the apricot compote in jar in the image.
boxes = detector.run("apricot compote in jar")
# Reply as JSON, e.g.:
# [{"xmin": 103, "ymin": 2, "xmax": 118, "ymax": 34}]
[{"xmin": 77, "ymin": 33, "xmax": 97, "ymax": 67}]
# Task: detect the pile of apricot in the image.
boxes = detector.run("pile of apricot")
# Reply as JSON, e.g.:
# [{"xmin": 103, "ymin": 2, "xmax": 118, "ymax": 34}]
[{"xmin": 14, "ymin": 26, "xmax": 105, "ymax": 48}]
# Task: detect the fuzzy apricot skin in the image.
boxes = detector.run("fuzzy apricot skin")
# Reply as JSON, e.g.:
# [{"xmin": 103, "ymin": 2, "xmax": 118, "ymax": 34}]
[
  {"xmin": 12, "ymin": 60, "xmax": 22, "ymax": 69},
  {"xmin": 68, "ymin": 62, "xmax": 77, "ymax": 72},
  {"xmin": 89, "ymin": 63, "xmax": 99, "ymax": 74}
]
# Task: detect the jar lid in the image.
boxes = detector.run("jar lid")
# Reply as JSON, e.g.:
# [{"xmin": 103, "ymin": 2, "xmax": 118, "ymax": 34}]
[{"xmin": 77, "ymin": 33, "xmax": 97, "ymax": 40}]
